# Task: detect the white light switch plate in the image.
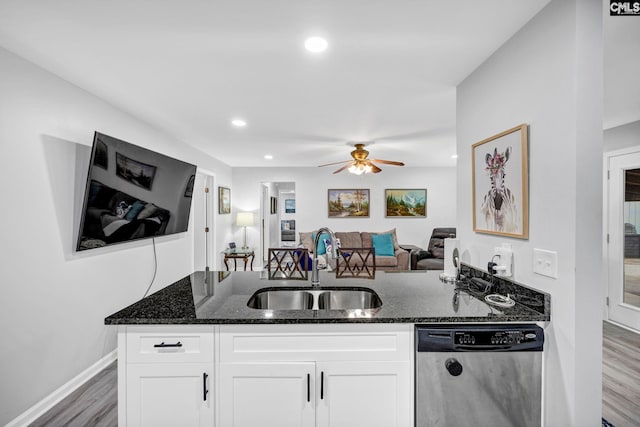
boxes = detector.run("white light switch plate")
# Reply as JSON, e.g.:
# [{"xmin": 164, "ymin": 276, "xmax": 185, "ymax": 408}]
[{"xmin": 533, "ymin": 248, "xmax": 558, "ymax": 278}]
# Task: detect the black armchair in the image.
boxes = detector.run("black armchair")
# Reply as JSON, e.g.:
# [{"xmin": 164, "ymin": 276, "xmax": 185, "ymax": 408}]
[{"xmin": 411, "ymin": 228, "xmax": 456, "ymax": 270}]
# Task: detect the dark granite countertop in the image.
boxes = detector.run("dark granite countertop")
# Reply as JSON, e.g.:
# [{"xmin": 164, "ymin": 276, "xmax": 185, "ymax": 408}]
[{"xmin": 105, "ymin": 266, "xmax": 550, "ymax": 325}]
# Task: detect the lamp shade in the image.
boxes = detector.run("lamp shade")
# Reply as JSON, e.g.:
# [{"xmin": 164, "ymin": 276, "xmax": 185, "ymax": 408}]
[{"xmin": 236, "ymin": 212, "xmax": 254, "ymax": 227}]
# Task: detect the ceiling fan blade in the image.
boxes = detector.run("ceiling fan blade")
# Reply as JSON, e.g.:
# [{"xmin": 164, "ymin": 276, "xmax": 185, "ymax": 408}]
[
  {"xmin": 333, "ymin": 163, "xmax": 353, "ymax": 174},
  {"xmin": 371, "ymin": 159, "xmax": 405, "ymax": 166},
  {"xmin": 318, "ymin": 160, "xmax": 352, "ymax": 167},
  {"xmin": 368, "ymin": 162, "xmax": 382, "ymax": 173}
]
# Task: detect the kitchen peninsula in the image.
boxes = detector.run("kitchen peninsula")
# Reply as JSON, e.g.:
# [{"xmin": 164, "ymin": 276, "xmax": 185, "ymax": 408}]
[{"xmin": 106, "ymin": 267, "xmax": 550, "ymax": 427}]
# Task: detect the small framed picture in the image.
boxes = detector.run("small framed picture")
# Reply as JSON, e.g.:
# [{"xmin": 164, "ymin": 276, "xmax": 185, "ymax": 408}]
[
  {"xmin": 218, "ymin": 186, "xmax": 231, "ymax": 214},
  {"xmin": 228, "ymin": 242, "xmax": 236, "ymax": 249},
  {"xmin": 285, "ymin": 199, "xmax": 296, "ymax": 213}
]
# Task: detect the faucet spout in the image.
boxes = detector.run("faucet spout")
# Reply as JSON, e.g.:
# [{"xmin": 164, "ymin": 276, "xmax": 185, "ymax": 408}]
[{"xmin": 311, "ymin": 227, "xmax": 337, "ymax": 287}]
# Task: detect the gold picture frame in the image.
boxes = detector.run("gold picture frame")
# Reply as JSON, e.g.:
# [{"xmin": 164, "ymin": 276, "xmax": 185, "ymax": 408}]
[
  {"xmin": 385, "ymin": 189, "xmax": 427, "ymax": 217},
  {"xmin": 472, "ymin": 124, "xmax": 529, "ymax": 239},
  {"xmin": 328, "ymin": 189, "xmax": 370, "ymax": 218},
  {"xmin": 218, "ymin": 186, "xmax": 231, "ymax": 214}
]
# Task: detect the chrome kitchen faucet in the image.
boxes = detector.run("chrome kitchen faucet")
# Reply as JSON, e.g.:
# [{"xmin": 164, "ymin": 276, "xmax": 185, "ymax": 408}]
[{"xmin": 311, "ymin": 227, "xmax": 338, "ymax": 287}]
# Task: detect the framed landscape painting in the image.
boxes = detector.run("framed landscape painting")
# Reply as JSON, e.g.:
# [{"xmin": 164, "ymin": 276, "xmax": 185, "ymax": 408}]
[
  {"xmin": 472, "ymin": 123, "xmax": 529, "ymax": 239},
  {"xmin": 328, "ymin": 189, "xmax": 370, "ymax": 218},
  {"xmin": 285, "ymin": 199, "xmax": 295, "ymax": 213},
  {"xmin": 218, "ymin": 186, "xmax": 231, "ymax": 214},
  {"xmin": 385, "ymin": 189, "xmax": 426, "ymax": 217}
]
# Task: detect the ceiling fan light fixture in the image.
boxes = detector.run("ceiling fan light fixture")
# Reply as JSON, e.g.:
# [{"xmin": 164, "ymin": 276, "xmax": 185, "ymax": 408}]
[
  {"xmin": 348, "ymin": 163, "xmax": 370, "ymax": 175},
  {"xmin": 318, "ymin": 143, "xmax": 403, "ymax": 174}
]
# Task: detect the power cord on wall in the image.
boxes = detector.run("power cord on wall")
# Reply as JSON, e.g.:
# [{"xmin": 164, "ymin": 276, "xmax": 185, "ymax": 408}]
[
  {"xmin": 487, "ymin": 254, "xmax": 501, "ymax": 281},
  {"xmin": 142, "ymin": 237, "xmax": 158, "ymax": 299}
]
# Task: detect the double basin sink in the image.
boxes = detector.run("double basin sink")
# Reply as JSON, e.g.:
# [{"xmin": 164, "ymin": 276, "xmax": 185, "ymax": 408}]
[{"xmin": 247, "ymin": 286, "xmax": 382, "ymax": 311}]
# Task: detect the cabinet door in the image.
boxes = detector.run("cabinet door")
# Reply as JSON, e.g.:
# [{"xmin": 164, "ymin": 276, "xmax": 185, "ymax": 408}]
[
  {"xmin": 316, "ymin": 361, "xmax": 411, "ymax": 427},
  {"xmin": 126, "ymin": 363, "xmax": 213, "ymax": 427},
  {"xmin": 219, "ymin": 362, "xmax": 315, "ymax": 427}
]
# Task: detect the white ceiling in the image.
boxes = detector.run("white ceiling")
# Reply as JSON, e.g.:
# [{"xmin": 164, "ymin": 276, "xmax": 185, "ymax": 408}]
[{"xmin": 0, "ymin": 1, "xmax": 637, "ymax": 168}]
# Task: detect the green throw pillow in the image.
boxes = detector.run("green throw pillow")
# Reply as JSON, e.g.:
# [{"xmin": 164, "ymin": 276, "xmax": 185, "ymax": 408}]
[
  {"xmin": 371, "ymin": 233, "xmax": 394, "ymax": 256},
  {"xmin": 311, "ymin": 232, "xmax": 331, "ymax": 255}
]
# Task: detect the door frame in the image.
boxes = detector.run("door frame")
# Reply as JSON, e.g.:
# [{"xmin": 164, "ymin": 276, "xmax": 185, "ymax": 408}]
[
  {"xmin": 193, "ymin": 171, "xmax": 216, "ymax": 271},
  {"xmin": 605, "ymin": 146, "xmax": 640, "ymax": 332}
]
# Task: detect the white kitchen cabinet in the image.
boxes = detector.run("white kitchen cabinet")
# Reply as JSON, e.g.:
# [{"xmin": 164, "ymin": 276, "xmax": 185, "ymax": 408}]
[
  {"xmin": 118, "ymin": 326, "xmax": 215, "ymax": 427},
  {"xmin": 218, "ymin": 324, "xmax": 413, "ymax": 427},
  {"xmin": 126, "ymin": 363, "xmax": 213, "ymax": 427},
  {"xmin": 218, "ymin": 362, "xmax": 315, "ymax": 427},
  {"xmin": 316, "ymin": 360, "xmax": 410, "ymax": 427}
]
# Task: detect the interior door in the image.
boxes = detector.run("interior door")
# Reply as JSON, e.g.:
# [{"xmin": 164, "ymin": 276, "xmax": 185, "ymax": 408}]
[
  {"xmin": 193, "ymin": 173, "xmax": 214, "ymax": 271},
  {"xmin": 262, "ymin": 184, "xmax": 270, "ymax": 264},
  {"xmin": 608, "ymin": 151, "xmax": 640, "ymax": 331}
]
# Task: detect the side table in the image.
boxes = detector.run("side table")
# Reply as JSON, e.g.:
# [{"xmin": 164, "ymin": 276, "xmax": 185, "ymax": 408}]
[
  {"xmin": 223, "ymin": 248, "xmax": 255, "ymax": 271},
  {"xmin": 399, "ymin": 244, "xmax": 423, "ymax": 270},
  {"xmin": 399, "ymin": 244, "xmax": 421, "ymax": 253}
]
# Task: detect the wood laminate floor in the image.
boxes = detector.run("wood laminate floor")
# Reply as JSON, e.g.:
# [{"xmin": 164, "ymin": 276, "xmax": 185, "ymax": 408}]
[
  {"xmin": 603, "ymin": 321, "xmax": 640, "ymax": 427},
  {"xmin": 30, "ymin": 361, "xmax": 117, "ymax": 427},
  {"xmin": 28, "ymin": 322, "xmax": 640, "ymax": 427}
]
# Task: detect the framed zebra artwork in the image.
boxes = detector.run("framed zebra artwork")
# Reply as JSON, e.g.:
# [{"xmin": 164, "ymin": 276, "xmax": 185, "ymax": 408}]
[{"xmin": 472, "ymin": 124, "xmax": 529, "ymax": 239}]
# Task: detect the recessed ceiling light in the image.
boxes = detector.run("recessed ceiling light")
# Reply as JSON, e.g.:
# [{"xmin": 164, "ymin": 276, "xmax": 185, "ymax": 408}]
[
  {"xmin": 451, "ymin": 154, "xmax": 458, "ymax": 159},
  {"xmin": 264, "ymin": 155, "xmax": 273, "ymax": 160},
  {"xmin": 231, "ymin": 119, "xmax": 247, "ymax": 127},
  {"xmin": 304, "ymin": 37, "xmax": 328, "ymax": 53}
]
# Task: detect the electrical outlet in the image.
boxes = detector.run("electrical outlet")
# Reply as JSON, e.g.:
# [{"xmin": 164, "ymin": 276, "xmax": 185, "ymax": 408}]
[
  {"xmin": 493, "ymin": 245, "xmax": 513, "ymax": 277},
  {"xmin": 533, "ymin": 248, "xmax": 558, "ymax": 279}
]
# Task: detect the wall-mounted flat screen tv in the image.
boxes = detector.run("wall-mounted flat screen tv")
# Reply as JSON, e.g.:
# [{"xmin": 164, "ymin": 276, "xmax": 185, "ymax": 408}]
[{"xmin": 76, "ymin": 132, "xmax": 197, "ymax": 251}]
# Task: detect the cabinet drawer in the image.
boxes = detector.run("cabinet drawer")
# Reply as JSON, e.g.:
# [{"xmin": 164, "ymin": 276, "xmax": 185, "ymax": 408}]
[
  {"xmin": 125, "ymin": 326, "xmax": 214, "ymax": 364},
  {"xmin": 219, "ymin": 324, "xmax": 413, "ymax": 363}
]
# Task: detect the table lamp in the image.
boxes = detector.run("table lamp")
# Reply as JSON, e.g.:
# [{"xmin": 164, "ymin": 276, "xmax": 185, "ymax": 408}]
[{"xmin": 236, "ymin": 212, "xmax": 254, "ymax": 249}]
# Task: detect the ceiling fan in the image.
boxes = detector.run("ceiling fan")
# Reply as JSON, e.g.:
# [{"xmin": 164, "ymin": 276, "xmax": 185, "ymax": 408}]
[{"xmin": 318, "ymin": 143, "xmax": 405, "ymax": 175}]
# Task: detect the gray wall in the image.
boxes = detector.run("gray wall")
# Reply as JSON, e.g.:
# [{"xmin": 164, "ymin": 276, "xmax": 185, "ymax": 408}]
[
  {"xmin": 0, "ymin": 46, "xmax": 232, "ymax": 425},
  {"xmin": 456, "ymin": 0, "xmax": 602, "ymax": 425},
  {"xmin": 604, "ymin": 120, "xmax": 640, "ymax": 152}
]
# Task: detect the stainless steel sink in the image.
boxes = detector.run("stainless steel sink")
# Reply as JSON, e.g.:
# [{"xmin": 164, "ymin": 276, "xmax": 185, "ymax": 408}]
[
  {"xmin": 318, "ymin": 289, "xmax": 383, "ymax": 310},
  {"xmin": 246, "ymin": 286, "xmax": 382, "ymax": 311},
  {"xmin": 246, "ymin": 288, "xmax": 314, "ymax": 310}
]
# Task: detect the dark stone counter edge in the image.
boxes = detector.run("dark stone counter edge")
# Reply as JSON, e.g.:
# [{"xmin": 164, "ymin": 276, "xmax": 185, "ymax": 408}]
[{"xmin": 105, "ymin": 313, "xmax": 550, "ymax": 325}]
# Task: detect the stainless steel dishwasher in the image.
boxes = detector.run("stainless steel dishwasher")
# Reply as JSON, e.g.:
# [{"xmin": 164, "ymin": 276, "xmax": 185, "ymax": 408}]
[{"xmin": 415, "ymin": 324, "xmax": 544, "ymax": 427}]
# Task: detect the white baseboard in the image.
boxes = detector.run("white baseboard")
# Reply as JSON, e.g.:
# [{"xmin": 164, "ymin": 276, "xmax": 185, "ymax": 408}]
[
  {"xmin": 605, "ymin": 319, "xmax": 640, "ymax": 335},
  {"xmin": 6, "ymin": 350, "xmax": 117, "ymax": 427}
]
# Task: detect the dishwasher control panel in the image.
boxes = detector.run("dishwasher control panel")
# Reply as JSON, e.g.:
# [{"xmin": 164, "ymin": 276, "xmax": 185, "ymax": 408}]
[
  {"xmin": 416, "ymin": 324, "xmax": 544, "ymax": 352},
  {"xmin": 455, "ymin": 329, "xmax": 539, "ymax": 346}
]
